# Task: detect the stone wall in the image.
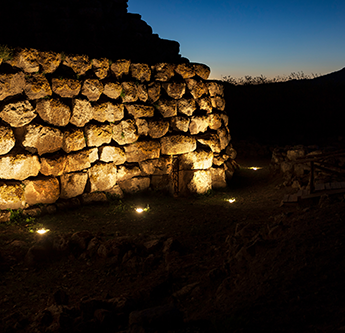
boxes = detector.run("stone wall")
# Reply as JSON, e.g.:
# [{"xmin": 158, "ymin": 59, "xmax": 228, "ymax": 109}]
[{"xmin": 0, "ymin": 48, "xmax": 236, "ymax": 210}]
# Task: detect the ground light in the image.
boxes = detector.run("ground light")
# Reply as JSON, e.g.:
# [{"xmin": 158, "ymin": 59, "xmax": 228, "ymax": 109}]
[
  {"xmin": 248, "ymin": 166, "xmax": 263, "ymax": 171},
  {"xmin": 224, "ymin": 198, "xmax": 236, "ymax": 203},
  {"xmin": 36, "ymin": 228, "xmax": 50, "ymax": 235},
  {"xmin": 135, "ymin": 205, "xmax": 150, "ymax": 213}
]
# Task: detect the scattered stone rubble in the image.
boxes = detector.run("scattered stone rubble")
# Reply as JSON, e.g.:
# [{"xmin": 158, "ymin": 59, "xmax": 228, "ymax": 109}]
[{"xmin": 0, "ymin": 48, "xmax": 236, "ymax": 211}]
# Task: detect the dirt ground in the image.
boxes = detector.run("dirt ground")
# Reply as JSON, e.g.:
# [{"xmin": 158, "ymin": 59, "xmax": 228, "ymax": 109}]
[{"xmin": 1, "ymin": 152, "xmax": 345, "ymax": 332}]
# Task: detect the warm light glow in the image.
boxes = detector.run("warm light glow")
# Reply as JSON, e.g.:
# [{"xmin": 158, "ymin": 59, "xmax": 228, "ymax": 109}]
[
  {"xmin": 228, "ymin": 198, "xmax": 236, "ymax": 203},
  {"xmin": 249, "ymin": 166, "xmax": 262, "ymax": 171},
  {"xmin": 135, "ymin": 208, "xmax": 144, "ymax": 213},
  {"xmin": 36, "ymin": 228, "xmax": 49, "ymax": 234}
]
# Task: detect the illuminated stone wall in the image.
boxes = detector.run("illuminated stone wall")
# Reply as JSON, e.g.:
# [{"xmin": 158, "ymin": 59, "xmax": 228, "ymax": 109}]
[{"xmin": 0, "ymin": 48, "xmax": 236, "ymax": 210}]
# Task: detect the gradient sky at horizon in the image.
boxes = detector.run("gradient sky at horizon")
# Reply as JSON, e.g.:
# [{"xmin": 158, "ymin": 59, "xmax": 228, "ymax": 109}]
[{"xmin": 128, "ymin": 0, "xmax": 345, "ymax": 80}]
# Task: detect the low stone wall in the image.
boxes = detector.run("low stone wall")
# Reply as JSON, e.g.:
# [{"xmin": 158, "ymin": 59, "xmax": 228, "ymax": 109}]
[{"xmin": 0, "ymin": 48, "xmax": 236, "ymax": 210}]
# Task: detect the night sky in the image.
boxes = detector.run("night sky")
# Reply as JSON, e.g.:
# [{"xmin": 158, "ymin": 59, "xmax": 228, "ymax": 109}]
[{"xmin": 128, "ymin": 0, "xmax": 345, "ymax": 79}]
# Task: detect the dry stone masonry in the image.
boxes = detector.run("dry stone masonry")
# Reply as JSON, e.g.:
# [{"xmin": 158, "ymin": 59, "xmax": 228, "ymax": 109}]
[{"xmin": 0, "ymin": 48, "xmax": 237, "ymax": 210}]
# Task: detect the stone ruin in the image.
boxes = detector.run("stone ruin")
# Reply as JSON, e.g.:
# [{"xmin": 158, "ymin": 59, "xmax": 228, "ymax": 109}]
[{"xmin": 0, "ymin": 0, "xmax": 237, "ymax": 212}]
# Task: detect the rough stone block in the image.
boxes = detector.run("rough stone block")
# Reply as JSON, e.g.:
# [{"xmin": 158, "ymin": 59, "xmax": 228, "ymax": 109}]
[
  {"xmin": 163, "ymin": 82, "xmax": 186, "ymax": 99},
  {"xmin": 63, "ymin": 54, "xmax": 92, "ymax": 76},
  {"xmin": 193, "ymin": 63, "xmax": 211, "ymax": 80},
  {"xmin": 130, "ymin": 63, "xmax": 151, "ymax": 82},
  {"xmin": 111, "ymin": 59, "xmax": 131, "ymax": 78},
  {"xmin": 88, "ymin": 162, "xmax": 117, "ymax": 192},
  {"xmin": 62, "ymin": 128, "xmax": 86, "ymax": 153},
  {"xmin": 38, "ymin": 51, "xmax": 61, "ymax": 74},
  {"xmin": 85, "ymin": 124, "xmax": 112, "ymax": 147},
  {"xmin": 197, "ymin": 134, "xmax": 221, "ymax": 153},
  {"xmin": 36, "ymin": 98, "xmax": 71, "ymax": 127},
  {"xmin": 154, "ymin": 63, "xmax": 176, "ymax": 81},
  {"xmin": 117, "ymin": 165, "xmax": 142, "ymax": 182},
  {"xmin": 157, "ymin": 99, "xmax": 177, "ymax": 118},
  {"xmin": 8, "ymin": 48, "xmax": 39, "ymax": 73},
  {"xmin": 24, "ymin": 73, "xmax": 52, "ymax": 100},
  {"xmin": 207, "ymin": 81, "xmax": 224, "ymax": 97},
  {"xmin": 64, "ymin": 148, "xmax": 98, "ymax": 173},
  {"xmin": 161, "ymin": 135, "xmax": 196, "ymax": 155},
  {"xmin": 210, "ymin": 167, "xmax": 227, "ymax": 188},
  {"xmin": 125, "ymin": 104, "xmax": 155, "ymax": 118},
  {"xmin": 0, "ymin": 100, "xmax": 36, "ymax": 127},
  {"xmin": 0, "ymin": 182, "xmax": 26, "ymax": 210},
  {"xmin": 70, "ymin": 98, "xmax": 93, "ymax": 127},
  {"xmin": 180, "ymin": 149, "xmax": 213, "ymax": 170},
  {"xmin": 0, "ymin": 126, "xmax": 15, "ymax": 155},
  {"xmin": 121, "ymin": 82, "xmax": 138, "ymax": 103},
  {"xmin": 24, "ymin": 177, "xmax": 60, "ymax": 205},
  {"xmin": 179, "ymin": 169, "xmax": 212, "ymax": 195},
  {"xmin": 124, "ymin": 141, "xmax": 161, "ymax": 163},
  {"xmin": 148, "ymin": 120, "xmax": 170, "ymax": 139},
  {"xmin": 52, "ymin": 78, "xmax": 82, "ymax": 98},
  {"xmin": 211, "ymin": 96, "xmax": 226, "ymax": 111},
  {"xmin": 197, "ymin": 96, "xmax": 213, "ymax": 113},
  {"xmin": 60, "ymin": 172, "xmax": 88, "ymax": 199},
  {"xmin": 177, "ymin": 98, "xmax": 197, "ymax": 116},
  {"xmin": 137, "ymin": 84, "xmax": 148, "ymax": 102},
  {"xmin": 170, "ymin": 116, "xmax": 190, "ymax": 132},
  {"xmin": 118, "ymin": 177, "xmax": 150, "ymax": 193},
  {"xmin": 112, "ymin": 119, "xmax": 138, "ymax": 145},
  {"xmin": 81, "ymin": 79, "xmax": 103, "ymax": 101},
  {"xmin": 139, "ymin": 156, "xmax": 173, "ymax": 175},
  {"xmin": 103, "ymin": 82, "xmax": 122, "ymax": 99},
  {"xmin": 40, "ymin": 156, "xmax": 67, "ymax": 176},
  {"xmin": 175, "ymin": 63, "xmax": 195, "ymax": 79},
  {"xmin": 0, "ymin": 154, "xmax": 40, "ymax": 180},
  {"xmin": 99, "ymin": 146, "xmax": 126, "ymax": 164},
  {"xmin": 93, "ymin": 102, "xmax": 124, "ymax": 123},
  {"xmin": 189, "ymin": 116, "xmax": 209, "ymax": 135},
  {"xmin": 148, "ymin": 82, "xmax": 161, "ymax": 102},
  {"xmin": 92, "ymin": 58, "xmax": 110, "ymax": 80},
  {"xmin": 136, "ymin": 118, "xmax": 149, "ymax": 136},
  {"xmin": 0, "ymin": 72, "xmax": 25, "ymax": 101},
  {"xmin": 207, "ymin": 113, "xmax": 223, "ymax": 130}
]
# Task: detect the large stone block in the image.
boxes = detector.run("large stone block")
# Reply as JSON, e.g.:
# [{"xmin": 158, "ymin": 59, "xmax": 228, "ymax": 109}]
[
  {"xmin": 189, "ymin": 116, "xmax": 209, "ymax": 135},
  {"xmin": 163, "ymin": 82, "xmax": 186, "ymax": 99},
  {"xmin": 92, "ymin": 58, "xmax": 110, "ymax": 80},
  {"xmin": 0, "ymin": 72, "xmax": 25, "ymax": 101},
  {"xmin": 121, "ymin": 82, "xmax": 138, "ymax": 103},
  {"xmin": 136, "ymin": 118, "xmax": 149, "ymax": 136},
  {"xmin": 197, "ymin": 134, "xmax": 221, "ymax": 153},
  {"xmin": 0, "ymin": 154, "xmax": 40, "ymax": 180},
  {"xmin": 217, "ymin": 127, "xmax": 231, "ymax": 150},
  {"xmin": 60, "ymin": 172, "xmax": 88, "ymax": 199},
  {"xmin": 210, "ymin": 167, "xmax": 227, "ymax": 188},
  {"xmin": 0, "ymin": 100, "xmax": 36, "ymax": 127},
  {"xmin": 139, "ymin": 156, "xmax": 173, "ymax": 175},
  {"xmin": 211, "ymin": 96, "xmax": 226, "ymax": 111},
  {"xmin": 112, "ymin": 119, "xmax": 138, "ymax": 145},
  {"xmin": 193, "ymin": 63, "xmax": 211, "ymax": 80},
  {"xmin": 186, "ymin": 79, "xmax": 208, "ymax": 99},
  {"xmin": 0, "ymin": 182, "xmax": 26, "ymax": 210},
  {"xmin": 70, "ymin": 99, "xmax": 93, "ymax": 127},
  {"xmin": 40, "ymin": 155, "xmax": 67, "ymax": 176},
  {"xmin": 207, "ymin": 81, "xmax": 224, "ymax": 97},
  {"xmin": 175, "ymin": 63, "xmax": 195, "ymax": 79},
  {"xmin": 154, "ymin": 63, "xmax": 176, "ymax": 81},
  {"xmin": 137, "ymin": 84, "xmax": 148, "ymax": 102},
  {"xmin": 161, "ymin": 135, "xmax": 196, "ymax": 155},
  {"xmin": 103, "ymin": 82, "xmax": 122, "ymax": 99},
  {"xmin": 22, "ymin": 124, "xmax": 63, "ymax": 155},
  {"xmin": 118, "ymin": 177, "xmax": 150, "ymax": 194},
  {"xmin": 170, "ymin": 116, "xmax": 190, "ymax": 133},
  {"xmin": 62, "ymin": 128, "xmax": 86, "ymax": 153},
  {"xmin": 93, "ymin": 102, "xmax": 124, "ymax": 123},
  {"xmin": 177, "ymin": 98, "xmax": 197, "ymax": 116},
  {"xmin": 99, "ymin": 146, "xmax": 126, "ymax": 164},
  {"xmin": 111, "ymin": 59, "xmax": 131, "ymax": 78},
  {"xmin": 64, "ymin": 148, "xmax": 98, "ymax": 173},
  {"xmin": 148, "ymin": 82, "xmax": 161, "ymax": 102},
  {"xmin": 24, "ymin": 73, "xmax": 52, "ymax": 100},
  {"xmin": 207, "ymin": 113, "xmax": 223, "ymax": 130},
  {"xmin": 179, "ymin": 169, "xmax": 212, "ymax": 195},
  {"xmin": 117, "ymin": 165, "xmax": 142, "ymax": 182},
  {"xmin": 0, "ymin": 126, "xmax": 16, "ymax": 155},
  {"xmin": 197, "ymin": 96, "xmax": 213, "ymax": 113},
  {"xmin": 38, "ymin": 51, "xmax": 61, "ymax": 74},
  {"xmin": 81, "ymin": 79, "xmax": 103, "ymax": 101},
  {"xmin": 148, "ymin": 120, "xmax": 170, "ymax": 139},
  {"xmin": 125, "ymin": 104, "xmax": 155, "ymax": 118},
  {"xmin": 157, "ymin": 99, "xmax": 177, "ymax": 118},
  {"xmin": 88, "ymin": 162, "xmax": 117, "ymax": 192},
  {"xmin": 7, "ymin": 48, "xmax": 39, "ymax": 73},
  {"xmin": 52, "ymin": 78, "xmax": 82, "ymax": 98},
  {"xmin": 124, "ymin": 141, "xmax": 161, "ymax": 163},
  {"xmin": 179, "ymin": 149, "xmax": 213, "ymax": 170},
  {"xmin": 63, "ymin": 54, "xmax": 92, "ymax": 76},
  {"xmin": 85, "ymin": 124, "xmax": 112, "ymax": 147},
  {"xmin": 36, "ymin": 98, "xmax": 71, "ymax": 127},
  {"xmin": 130, "ymin": 63, "xmax": 151, "ymax": 82},
  {"xmin": 24, "ymin": 177, "xmax": 60, "ymax": 205}
]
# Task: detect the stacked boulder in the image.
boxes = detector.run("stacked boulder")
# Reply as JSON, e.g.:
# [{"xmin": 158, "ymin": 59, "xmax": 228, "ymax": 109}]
[{"xmin": 0, "ymin": 48, "xmax": 236, "ymax": 210}]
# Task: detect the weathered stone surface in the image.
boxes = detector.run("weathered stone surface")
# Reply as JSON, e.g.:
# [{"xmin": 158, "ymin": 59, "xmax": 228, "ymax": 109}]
[
  {"xmin": 225, "ymin": 160, "xmax": 236, "ymax": 180},
  {"xmin": 88, "ymin": 162, "xmax": 117, "ymax": 192},
  {"xmin": 112, "ymin": 119, "xmax": 138, "ymax": 145},
  {"xmin": 225, "ymin": 145, "xmax": 237, "ymax": 159},
  {"xmin": 93, "ymin": 102, "xmax": 124, "ymax": 123},
  {"xmin": 118, "ymin": 177, "xmax": 150, "ymax": 193},
  {"xmin": 24, "ymin": 177, "xmax": 60, "ymax": 205},
  {"xmin": 81, "ymin": 79, "xmax": 103, "ymax": 101},
  {"xmin": 186, "ymin": 79, "xmax": 208, "ymax": 99},
  {"xmin": 0, "ymin": 126, "xmax": 15, "ymax": 155},
  {"xmin": 121, "ymin": 82, "xmax": 138, "ymax": 103},
  {"xmin": 171, "ymin": 116, "xmax": 190, "ymax": 132},
  {"xmin": 36, "ymin": 98, "xmax": 71, "ymax": 127},
  {"xmin": 0, "ymin": 100, "xmax": 36, "ymax": 127},
  {"xmin": 180, "ymin": 149, "xmax": 213, "ymax": 170},
  {"xmin": 148, "ymin": 120, "xmax": 169, "ymax": 139},
  {"xmin": 104, "ymin": 184, "xmax": 124, "ymax": 198},
  {"xmin": 62, "ymin": 128, "xmax": 86, "ymax": 153},
  {"xmin": 60, "ymin": 172, "xmax": 88, "ymax": 199},
  {"xmin": 180, "ymin": 169, "xmax": 212, "ymax": 195},
  {"xmin": 125, "ymin": 104, "xmax": 154, "ymax": 118},
  {"xmin": 136, "ymin": 118, "xmax": 149, "ymax": 136},
  {"xmin": 81, "ymin": 192, "xmax": 108, "ymax": 204},
  {"xmin": 85, "ymin": 124, "xmax": 112, "ymax": 147},
  {"xmin": 103, "ymin": 82, "xmax": 122, "ymax": 99},
  {"xmin": 22, "ymin": 125, "xmax": 63, "ymax": 155},
  {"xmin": 207, "ymin": 81, "xmax": 224, "ymax": 97},
  {"xmin": 197, "ymin": 134, "xmax": 221, "ymax": 153},
  {"xmin": 0, "ymin": 210, "xmax": 11, "ymax": 222},
  {"xmin": 193, "ymin": 63, "xmax": 211, "ymax": 80},
  {"xmin": 139, "ymin": 156, "xmax": 173, "ymax": 175},
  {"xmin": 177, "ymin": 98, "xmax": 197, "ymax": 116},
  {"xmin": 52, "ymin": 78, "xmax": 81, "ymax": 98},
  {"xmin": 38, "ymin": 51, "xmax": 61, "ymax": 74},
  {"xmin": 24, "ymin": 73, "xmax": 52, "ymax": 100},
  {"xmin": 9, "ymin": 48, "xmax": 39, "ymax": 73},
  {"xmin": 218, "ymin": 127, "xmax": 231, "ymax": 150},
  {"xmin": 208, "ymin": 113, "xmax": 223, "ymax": 130},
  {"xmin": 111, "ymin": 59, "xmax": 131, "ymax": 78},
  {"xmin": 163, "ymin": 82, "xmax": 186, "ymax": 99},
  {"xmin": 124, "ymin": 141, "xmax": 161, "ymax": 163},
  {"xmin": 70, "ymin": 99, "xmax": 93, "ymax": 127},
  {"xmin": 154, "ymin": 63, "xmax": 176, "ymax": 81},
  {"xmin": 213, "ymin": 153, "xmax": 230, "ymax": 166},
  {"xmin": 189, "ymin": 116, "xmax": 209, "ymax": 135},
  {"xmin": 137, "ymin": 84, "xmax": 149, "ymax": 102},
  {"xmin": 211, "ymin": 96, "xmax": 226, "ymax": 111},
  {"xmin": 63, "ymin": 54, "xmax": 92, "ymax": 76},
  {"xmin": 130, "ymin": 63, "xmax": 151, "ymax": 82},
  {"xmin": 161, "ymin": 135, "xmax": 196, "ymax": 155},
  {"xmin": 92, "ymin": 58, "xmax": 110, "ymax": 80},
  {"xmin": 0, "ymin": 154, "xmax": 40, "ymax": 180},
  {"xmin": 286, "ymin": 147, "xmax": 305, "ymax": 161},
  {"xmin": 117, "ymin": 165, "xmax": 142, "ymax": 182},
  {"xmin": 148, "ymin": 82, "xmax": 161, "ymax": 102},
  {"xmin": 40, "ymin": 156, "xmax": 67, "ymax": 176},
  {"xmin": 175, "ymin": 63, "xmax": 195, "ymax": 79},
  {"xmin": 157, "ymin": 99, "xmax": 177, "ymax": 118},
  {"xmin": 64, "ymin": 148, "xmax": 98, "ymax": 173},
  {"xmin": 197, "ymin": 96, "xmax": 213, "ymax": 113},
  {"xmin": 0, "ymin": 182, "xmax": 25, "ymax": 210},
  {"xmin": 221, "ymin": 114, "xmax": 229, "ymax": 127},
  {"xmin": 99, "ymin": 146, "xmax": 126, "ymax": 164},
  {"xmin": 0, "ymin": 72, "xmax": 25, "ymax": 101},
  {"xmin": 210, "ymin": 167, "xmax": 227, "ymax": 188}
]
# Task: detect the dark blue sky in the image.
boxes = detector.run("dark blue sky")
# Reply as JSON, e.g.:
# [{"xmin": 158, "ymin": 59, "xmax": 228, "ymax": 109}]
[{"xmin": 128, "ymin": 0, "xmax": 345, "ymax": 79}]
